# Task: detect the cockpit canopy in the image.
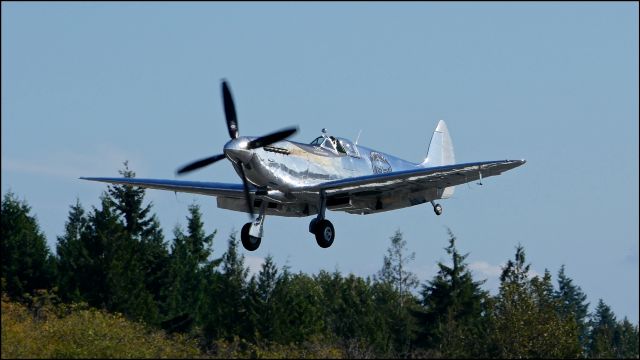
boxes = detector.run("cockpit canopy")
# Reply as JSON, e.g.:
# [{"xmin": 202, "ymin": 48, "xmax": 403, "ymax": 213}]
[{"xmin": 310, "ymin": 135, "xmax": 360, "ymax": 157}]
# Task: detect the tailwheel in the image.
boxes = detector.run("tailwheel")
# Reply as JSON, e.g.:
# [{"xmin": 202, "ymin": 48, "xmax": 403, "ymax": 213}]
[
  {"xmin": 314, "ymin": 219, "xmax": 335, "ymax": 248},
  {"xmin": 433, "ymin": 203, "xmax": 443, "ymax": 216},
  {"xmin": 241, "ymin": 222, "xmax": 261, "ymax": 251}
]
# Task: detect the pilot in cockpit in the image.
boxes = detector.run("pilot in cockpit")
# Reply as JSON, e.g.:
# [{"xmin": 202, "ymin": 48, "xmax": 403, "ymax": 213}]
[
  {"xmin": 329, "ymin": 136, "xmax": 347, "ymax": 154},
  {"xmin": 310, "ymin": 129, "xmax": 346, "ymax": 154}
]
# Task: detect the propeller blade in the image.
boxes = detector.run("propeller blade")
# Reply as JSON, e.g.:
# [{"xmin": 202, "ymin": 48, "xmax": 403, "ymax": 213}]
[
  {"xmin": 237, "ymin": 164, "xmax": 254, "ymax": 219},
  {"xmin": 247, "ymin": 127, "xmax": 298, "ymax": 149},
  {"xmin": 222, "ymin": 80, "xmax": 239, "ymax": 139},
  {"xmin": 176, "ymin": 154, "xmax": 226, "ymax": 175}
]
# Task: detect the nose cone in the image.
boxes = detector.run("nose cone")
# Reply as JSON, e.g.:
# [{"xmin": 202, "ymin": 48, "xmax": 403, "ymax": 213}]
[{"xmin": 224, "ymin": 137, "xmax": 253, "ymax": 163}]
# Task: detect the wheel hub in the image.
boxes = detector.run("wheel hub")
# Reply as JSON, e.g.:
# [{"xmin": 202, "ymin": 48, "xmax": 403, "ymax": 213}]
[{"xmin": 324, "ymin": 227, "xmax": 333, "ymax": 240}]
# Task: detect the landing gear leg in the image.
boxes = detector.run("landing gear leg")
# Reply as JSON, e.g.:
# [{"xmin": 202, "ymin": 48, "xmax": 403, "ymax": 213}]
[
  {"xmin": 309, "ymin": 190, "xmax": 335, "ymax": 248},
  {"xmin": 431, "ymin": 200, "xmax": 443, "ymax": 216},
  {"xmin": 241, "ymin": 201, "xmax": 267, "ymax": 251}
]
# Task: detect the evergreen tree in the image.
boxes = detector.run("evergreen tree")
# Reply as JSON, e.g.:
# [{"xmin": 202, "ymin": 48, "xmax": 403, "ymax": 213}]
[
  {"xmin": 490, "ymin": 245, "xmax": 580, "ymax": 358},
  {"xmin": 530, "ymin": 269, "xmax": 581, "ymax": 357},
  {"xmin": 205, "ymin": 232, "xmax": 249, "ymax": 341},
  {"xmin": 314, "ymin": 270, "xmax": 384, "ymax": 356},
  {"xmin": 418, "ymin": 229, "xmax": 489, "ymax": 357},
  {"xmin": 375, "ymin": 230, "xmax": 419, "ymax": 357},
  {"xmin": 1, "ymin": 191, "xmax": 56, "ymax": 299},
  {"xmin": 81, "ymin": 193, "xmax": 124, "ymax": 308},
  {"xmin": 162, "ymin": 203, "xmax": 218, "ymax": 333},
  {"xmin": 107, "ymin": 161, "xmax": 169, "ymax": 321},
  {"xmin": 270, "ymin": 271, "xmax": 325, "ymax": 344},
  {"xmin": 614, "ymin": 317, "xmax": 639, "ymax": 358},
  {"xmin": 555, "ymin": 264, "xmax": 590, "ymax": 353},
  {"xmin": 377, "ymin": 230, "xmax": 419, "ymax": 310},
  {"xmin": 254, "ymin": 255, "xmax": 279, "ymax": 342},
  {"xmin": 588, "ymin": 299, "xmax": 618, "ymax": 358},
  {"xmin": 55, "ymin": 199, "xmax": 89, "ymax": 302},
  {"xmin": 70, "ymin": 162, "xmax": 167, "ymax": 325}
]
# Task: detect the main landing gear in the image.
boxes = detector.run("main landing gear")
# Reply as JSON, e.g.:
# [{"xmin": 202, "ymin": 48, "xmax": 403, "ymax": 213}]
[
  {"xmin": 308, "ymin": 190, "xmax": 335, "ymax": 248},
  {"xmin": 239, "ymin": 193, "xmax": 337, "ymax": 251},
  {"xmin": 309, "ymin": 218, "xmax": 335, "ymax": 248},
  {"xmin": 240, "ymin": 201, "xmax": 266, "ymax": 251},
  {"xmin": 240, "ymin": 222, "xmax": 261, "ymax": 251},
  {"xmin": 240, "ymin": 194, "xmax": 441, "ymax": 251}
]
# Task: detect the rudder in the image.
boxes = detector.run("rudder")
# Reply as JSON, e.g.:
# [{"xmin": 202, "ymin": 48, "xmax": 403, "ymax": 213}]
[
  {"xmin": 421, "ymin": 120, "xmax": 455, "ymax": 198},
  {"xmin": 422, "ymin": 120, "xmax": 455, "ymax": 167}
]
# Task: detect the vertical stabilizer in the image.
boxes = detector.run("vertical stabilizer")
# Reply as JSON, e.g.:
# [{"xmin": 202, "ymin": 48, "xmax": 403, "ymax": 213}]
[
  {"xmin": 422, "ymin": 120, "xmax": 455, "ymax": 167},
  {"xmin": 421, "ymin": 120, "xmax": 455, "ymax": 197}
]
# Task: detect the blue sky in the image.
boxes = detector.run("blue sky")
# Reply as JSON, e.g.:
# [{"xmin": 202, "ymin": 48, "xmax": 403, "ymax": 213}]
[{"xmin": 2, "ymin": 2, "xmax": 638, "ymax": 323}]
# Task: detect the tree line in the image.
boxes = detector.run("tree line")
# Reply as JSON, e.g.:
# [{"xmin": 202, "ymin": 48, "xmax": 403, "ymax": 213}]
[{"xmin": 2, "ymin": 163, "xmax": 638, "ymax": 358}]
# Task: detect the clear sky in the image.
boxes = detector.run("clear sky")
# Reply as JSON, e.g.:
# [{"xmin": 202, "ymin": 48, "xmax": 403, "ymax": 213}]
[{"xmin": 2, "ymin": 2, "xmax": 638, "ymax": 323}]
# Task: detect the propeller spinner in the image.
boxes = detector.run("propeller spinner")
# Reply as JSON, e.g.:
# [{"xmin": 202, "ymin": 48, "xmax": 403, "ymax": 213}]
[{"xmin": 176, "ymin": 80, "xmax": 298, "ymax": 218}]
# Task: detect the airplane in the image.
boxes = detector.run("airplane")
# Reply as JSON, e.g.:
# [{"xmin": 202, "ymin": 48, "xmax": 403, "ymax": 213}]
[{"xmin": 81, "ymin": 80, "xmax": 526, "ymax": 251}]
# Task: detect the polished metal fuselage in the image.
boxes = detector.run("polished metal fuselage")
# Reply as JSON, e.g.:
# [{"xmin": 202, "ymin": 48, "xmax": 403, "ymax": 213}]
[
  {"xmin": 218, "ymin": 135, "xmax": 429, "ymax": 217},
  {"xmin": 239, "ymin": 137, "xmax": 417, "ymax": 190}
]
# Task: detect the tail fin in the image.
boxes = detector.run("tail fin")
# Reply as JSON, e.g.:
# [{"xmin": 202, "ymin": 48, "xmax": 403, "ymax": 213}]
[
  {"xmin": 421, "ymin": 120, "xmax": 455, "ymax": 198},
  {"xmin": 422, "ymin": 120, "xmax": 455, "ymax": 167}
]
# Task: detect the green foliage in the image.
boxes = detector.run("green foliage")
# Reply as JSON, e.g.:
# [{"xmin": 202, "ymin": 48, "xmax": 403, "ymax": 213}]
[
  {"xmin": 1, "ymin": 191, "xmax": 56, "ymax": 299},
  {"xmin": 375, "ymin": 229, "xmax": 420, "ymax": 357},
  {"xmin": 490, "ymin": 246, "xmax": 581, "ymax": 358},
  {"xmin": 613, "ymin": 317, "xmax": 639, "ymax": 358},
  {"xmin": 3, "ymin": 186, "xmax": 639, "ymax": 359},
  {"xmin": 106, "ymin": 162, "xmax": 169, "ymax": 325},
  {"xmin": 215, "ymin": 232, "xmax": 250, "ymax": 340},
  {"xmin": 161, "ymin": 203, "xmax": 218, "ymax": 333},
  {"xmin": 246, "ymin": 255, "xmax": 279, "ymax": 342},
  {"xmin": 272, "ymin": 272, "xmax": 326, "ymax": 344},
  {"xmin": 418, "ymin": 229, "xmax": 490, "ymax": 358},
  {"xmin": 209, "ymin": 336, "xmax": 343, "ymax": 359},
  {"xmin": 555, "ymin": 264, "xmax": 590, "ymax": 352},
  {"xmin": 376, "ymin": 229, "xmax": 419, "ymax": 309},
  {"xmin": 314, "ymin": 270, "xmax": 386, "ymax": 356},
  {"xmin": 55, "ymin": 199, "xmax": 90, "ymax": 303},
  {"xmin": 588, "ymin": 299, "xmax": 618, "ymax": 358},
  {"xmin": 1, "ymin": 292, "xmax": 200, "ymax": 358}
]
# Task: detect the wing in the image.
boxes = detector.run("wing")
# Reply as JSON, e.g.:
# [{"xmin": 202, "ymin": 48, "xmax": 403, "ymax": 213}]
[
  {"xmin": 80, "ymin": 177, "xmax": 250, "ymax": 198},
  {"xmin": 297, "ymin": 159, "xmax": 525, "ymax": 214}
]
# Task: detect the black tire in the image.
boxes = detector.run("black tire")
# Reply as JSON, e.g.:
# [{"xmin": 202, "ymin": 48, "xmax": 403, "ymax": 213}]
[
  {"xmin": 434, "ymin": 204, "xmax": 443, "ymax": 216},
  {"xmin": 241, "ymin": 222, "xmax": 261, "ymax": 251},
  {"xmin": 309, "ymin": 218, "xmax": 318, "ymax": 234},
  {"xmin": 314, "ymin": 219, "xmax": 335, "ymax": 248}
]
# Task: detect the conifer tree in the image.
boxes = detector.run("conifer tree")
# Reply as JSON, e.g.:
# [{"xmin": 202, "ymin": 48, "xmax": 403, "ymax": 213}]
[
  {"xmin": 418, "ymin": 229, "xmax": 489, "ymax": 357},
  {"xmin": 107, "ymin": 161, "xmax": 168, "ymax": 317},
  {"xmin": 55, "ymin": 198, "xmax": 89, "ymax": 302},
  {"xmin": 162, "ymin": 203, "xmax": 217, "ymax": 332},
  {"xmin": 555, "ymin": 264, "xmax": 590, "ymax": 353},
  {"xmin": 614, "ymin": 317, "xmax": 639, "ymax": 358},
  {"xmin": 254, "ymin": 255, "xmax": 279, "ymax": 341},
  {"xmin": 1, "ymin": 191, "xmax": 56, "ymax": 299},
  {"xmin": 588, "ymin": 299, "xmax": 618, "ymax": 358},
  {"xmin": 270, "ymin": 272, "xmax": 324, "ymax": 344},
  {"xmin": 375, "ymin": 230, "xmax": 419, "ymax": 357},
  {"xmin": 491, "ymin": 245, "xmax": 580, "ymax": 358},
  {"xmin": 77, "ymin": 162, "xmax": 168, "ymax": 325},
  {"xmin": 81, "ymin": 193, "xmax": 124, "ymax": 308},
  {"xmin": 208, "ymin": 232, "xmax": 249, "ymax": 340}
]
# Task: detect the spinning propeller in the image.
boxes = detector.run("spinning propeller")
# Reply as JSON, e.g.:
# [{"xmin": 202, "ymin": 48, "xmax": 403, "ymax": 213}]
[{"xmin": 176, "ymin": 80, "xmax": 298, "ymax": 218}]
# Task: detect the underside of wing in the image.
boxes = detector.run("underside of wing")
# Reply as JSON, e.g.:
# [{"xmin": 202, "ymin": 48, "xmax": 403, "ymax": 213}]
[
  {"xmin": 80, "ymin": 177, "xmax": 313, "ymax": 217},
  {"xmin": 80, "ymin": 177, "xmax": 249, "ymax": 198},
  {"xmin": 298, "ymin": 159, "xmax": 526, "ymax": 215}
]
